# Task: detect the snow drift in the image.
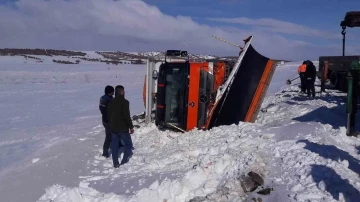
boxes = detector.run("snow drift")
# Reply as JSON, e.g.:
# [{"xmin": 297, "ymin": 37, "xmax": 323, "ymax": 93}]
[{"xmin": 1, "ymin": 54, "xmax": 360, "ymax": 202}]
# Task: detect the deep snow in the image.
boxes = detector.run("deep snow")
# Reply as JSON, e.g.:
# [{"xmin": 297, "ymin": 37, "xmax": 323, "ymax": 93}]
[
  {"xmin": 1, "ymin": 54, "xmax": 360, "ymax": 202},
  {"xmin": 0, "ymin": 54, "xmax": 145, "ymax": 201}
]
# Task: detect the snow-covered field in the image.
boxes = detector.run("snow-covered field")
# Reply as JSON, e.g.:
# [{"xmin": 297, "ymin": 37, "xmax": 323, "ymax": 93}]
[
  {"xmin": 0, "ymin": 54, "xmax": 145, "ymax": 201},
  {"xmin": 1, "ymin": 55, "xmax": 360, "ymax": 202}
]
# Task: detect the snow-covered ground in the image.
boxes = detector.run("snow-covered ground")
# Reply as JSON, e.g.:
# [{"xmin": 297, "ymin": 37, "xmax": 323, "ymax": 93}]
[
  {"xmin": 1, "ymin": 56, "xmax": 360, "ymax": 202},
  {"xmin": 0, "ymin": 57, "xmax": 145, "ymax": 201}
]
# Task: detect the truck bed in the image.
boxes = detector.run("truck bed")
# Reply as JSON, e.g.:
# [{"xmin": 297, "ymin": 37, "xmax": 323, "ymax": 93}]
[{"xmin": 319, "ymin": 55, "xmax": 360, "ymax": 72}]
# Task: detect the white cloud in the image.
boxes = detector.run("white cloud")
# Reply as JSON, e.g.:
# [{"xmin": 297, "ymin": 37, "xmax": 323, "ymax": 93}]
[
  {"xmin": 0, "ymin": 0, "xmax": 354, "ymax": 61},
  {"xmin": 206, "ymin": 17, "xmax": 341, "ymax": 39}
]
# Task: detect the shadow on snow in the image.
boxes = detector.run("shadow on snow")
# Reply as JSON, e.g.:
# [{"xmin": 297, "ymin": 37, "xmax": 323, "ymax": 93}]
[{"xmin": 297, "ymin": 140, "xmax": 360, "ymax": 201}]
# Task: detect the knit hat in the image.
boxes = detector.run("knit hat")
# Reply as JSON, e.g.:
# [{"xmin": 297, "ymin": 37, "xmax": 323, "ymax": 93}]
[{"xmin": 104, "ymin": 85, "xmax": 114, "ymax": 94}]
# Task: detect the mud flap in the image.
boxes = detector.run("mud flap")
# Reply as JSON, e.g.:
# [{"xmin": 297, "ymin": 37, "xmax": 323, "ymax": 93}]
[{"xmin": 208, "ymin": 41, "xmax": 277, "ymax": 129}]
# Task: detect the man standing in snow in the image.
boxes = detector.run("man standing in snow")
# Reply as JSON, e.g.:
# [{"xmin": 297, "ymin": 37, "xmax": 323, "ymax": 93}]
[
  {"xmin": 304, "ymin": 60, "xmax": 316, "ymax": 97},
  {"xmin": 107, "ymin": 85, "xmax": 134, "ymax": 168},
  {"xmin": 298, "ymin": 62, "xmax": 307, "ymax": 93},
  {"xmin": 99, "ymin": 85, "xmax": 114, "ymax": 158}
]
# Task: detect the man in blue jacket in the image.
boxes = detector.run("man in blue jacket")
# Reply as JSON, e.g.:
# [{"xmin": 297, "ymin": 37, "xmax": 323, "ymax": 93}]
[{"xmin": 99, "ymin": 85, "xmax": 114, "ymax": 158}]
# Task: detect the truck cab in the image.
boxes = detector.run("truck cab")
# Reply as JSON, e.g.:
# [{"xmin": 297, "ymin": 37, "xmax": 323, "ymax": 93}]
[
  {"xmin": 142, "ymin": 36, "xmax": 277, "ymax": 132},
  {"xmin": 154, "ymin": 50, "xmax": 232, "ymax": 131}
]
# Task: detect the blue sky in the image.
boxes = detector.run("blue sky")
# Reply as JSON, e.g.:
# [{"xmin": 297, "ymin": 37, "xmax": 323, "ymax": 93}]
[
  {"xmin": 143, "ymin": 0, "xmax": 360, "ymax": 45},
  {"xmin": 144, "ymin": 0, "xmax": 356, "ymax": 28},
  {"xmin": 0, "ymin": 0, "xmax": 359, "ymax": 60}
]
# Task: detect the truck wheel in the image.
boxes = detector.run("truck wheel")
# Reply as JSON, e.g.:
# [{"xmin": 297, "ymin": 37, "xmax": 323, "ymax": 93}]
[
  {"xmin": 331, "ymin": 71, "xmax": 348, "ymax": 92},
  {"xmin": 338, "ymin": 72, "xmax": 348, "ymax": 92},
  {"xmin": 329, "ymin": 71, "xmax": 337, "ymax": 88}
]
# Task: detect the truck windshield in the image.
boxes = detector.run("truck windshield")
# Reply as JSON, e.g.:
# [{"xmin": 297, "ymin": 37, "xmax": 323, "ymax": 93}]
[{"xmin": 163, "ymin": 64, "xmax": 189, "ymax": 127}]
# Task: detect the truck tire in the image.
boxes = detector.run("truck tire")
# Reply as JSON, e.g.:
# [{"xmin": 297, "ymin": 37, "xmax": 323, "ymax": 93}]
[
  {"xmin": 331, "ymin": 71, "xmax": 348, "ymax": 92},
  {"xmin": 329, "ymin": 71, "xmax": 337, "ymax": 87},
  {"xmin": 338, "ymin": 72, "xmax": 348, "ymax": 92}
]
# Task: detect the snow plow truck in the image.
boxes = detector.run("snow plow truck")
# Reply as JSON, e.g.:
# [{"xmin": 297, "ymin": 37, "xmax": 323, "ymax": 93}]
[{"xmin": 138, "ymin": 36, "xmax": 277, "ymax": 132}]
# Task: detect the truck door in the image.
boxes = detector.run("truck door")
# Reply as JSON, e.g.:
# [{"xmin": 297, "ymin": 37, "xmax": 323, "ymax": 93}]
[
  {"xmin": 186, "ymin": 63, "xmax": 214, "ymax": 131},
  {"xmin": 155, "ymin": 62, "xmax": 190, "ymax": 130},
  {"xmin": 197, "ymin": 68, "xmax": 214, "ymax": 128}
]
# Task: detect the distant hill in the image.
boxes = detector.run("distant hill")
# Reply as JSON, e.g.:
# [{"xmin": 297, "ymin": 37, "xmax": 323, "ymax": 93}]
[{"xmin": 0, "ymin": 48, "xmax": 289, "ymax": 65}]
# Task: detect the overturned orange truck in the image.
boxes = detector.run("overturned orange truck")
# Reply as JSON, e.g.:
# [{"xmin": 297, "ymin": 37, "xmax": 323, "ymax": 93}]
[{"xmin": 141, "ymin": 36, "xmax": 277, "ymax": 132}]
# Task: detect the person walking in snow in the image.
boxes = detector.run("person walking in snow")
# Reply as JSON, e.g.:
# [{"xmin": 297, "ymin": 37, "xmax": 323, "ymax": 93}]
[
  {"xmin": 99, "ymin": 85, "xmax": 114, "ymax": 158},
  {"xmin": 107, "ymin": 85, "xmax": 134, "ymax": 168},
  {"xmin": 304, "ymin": 60, "xmax": 316, "ymax": 97},
  {"xmin": 298, "ymin": 62, "xmax": 307, "ymax": 93}
]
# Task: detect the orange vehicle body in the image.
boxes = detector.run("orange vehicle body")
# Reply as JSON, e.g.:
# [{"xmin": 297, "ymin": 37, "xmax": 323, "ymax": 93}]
[
  {"xmin": 141, "ymin": 36, "xmax": 277, "ymax": 132},
  {"xmin": 185, "ymin": 61, "xmax": 226, "ymax": 130}
]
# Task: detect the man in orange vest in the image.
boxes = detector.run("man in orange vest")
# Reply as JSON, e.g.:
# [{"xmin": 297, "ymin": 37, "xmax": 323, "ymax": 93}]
[{"xmin": 298, "ymin": 62, "xmax": 307, "ymax": 93}]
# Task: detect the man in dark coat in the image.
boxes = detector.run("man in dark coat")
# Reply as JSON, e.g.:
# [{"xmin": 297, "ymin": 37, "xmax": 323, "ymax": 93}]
[
  {"xmin": 304, "ymin": 60, "xmax": 317, "ymax": 97},
  {"xmin": 107, "ymin": 85, "xmax": 134, "ymax": 168},
  {"xmin": 99, "ymin": 85, "xmax": 114, "ymax": 158}
]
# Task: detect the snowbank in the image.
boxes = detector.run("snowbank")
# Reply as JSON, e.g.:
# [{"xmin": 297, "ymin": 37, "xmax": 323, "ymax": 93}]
[
  {"xmin": 36, "ymin": 83, "xmax": 360, "ymax": 202},
  {"xmin": 36, "ymin": 61, "xmax": 360, "ymax": 202},
  {"xmin": 37, "ymin": 122, "xmax": 272, "ymax": 202},
  {"xmin": 2, "ymin": 57, "xmax": 360, "ymax": 202}
]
